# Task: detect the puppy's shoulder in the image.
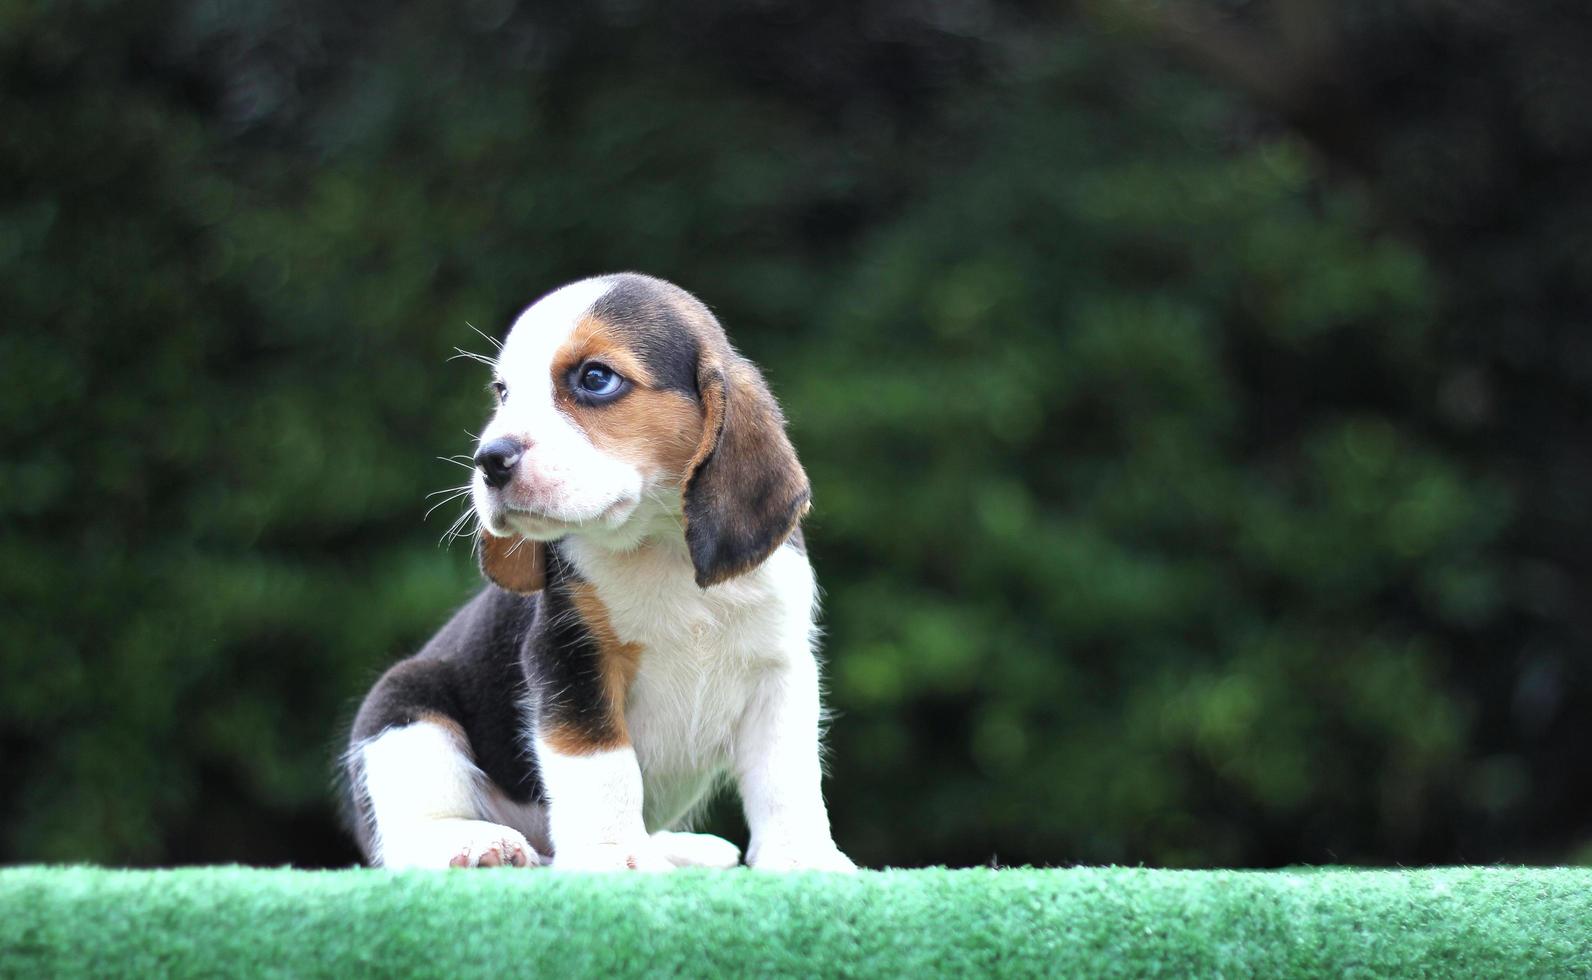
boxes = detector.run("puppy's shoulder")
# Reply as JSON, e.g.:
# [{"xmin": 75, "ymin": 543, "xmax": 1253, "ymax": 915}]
[{"xmin": 415, "ymin": 583, "xmax": 542, "ymax": 665}]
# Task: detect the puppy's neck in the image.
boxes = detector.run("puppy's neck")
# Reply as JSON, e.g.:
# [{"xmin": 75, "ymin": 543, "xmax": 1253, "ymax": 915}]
[
  {"xmin": 558, "ymin": 484, "xmax": 799, "ymax": 603},
  {"xmin": 558, "ymin": 489, "xmax": 694, "ymax": 575},
  {"xmin": 558, "ymin": 527, "xmax": 694, "ymax": 594}
]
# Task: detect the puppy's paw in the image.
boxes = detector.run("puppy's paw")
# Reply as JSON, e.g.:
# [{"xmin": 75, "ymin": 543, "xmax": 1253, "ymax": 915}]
[
  {"xmin": 651, "ymin": 830, "xmax": 742, "ymax": 869},
  {"xmin": 746, "ymin": 837, "xmax": 857, "ymax": 873},
  {"xmin": 552, "ymin": 838, "xmax": 677, "ymax": 872},
  {"xmin": 381, "ymin": 819, "xmax": 541, "ymax": 869}
]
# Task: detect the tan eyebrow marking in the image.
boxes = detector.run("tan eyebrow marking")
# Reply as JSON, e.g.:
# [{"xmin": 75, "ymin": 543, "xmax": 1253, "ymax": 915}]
[
  {"xmin": 553, "ymin": 315, "xmax": 656, "ymax": 388},
  {"xmin": 549, "ymin": 313, "xmax": 705, "ymax": 481}
]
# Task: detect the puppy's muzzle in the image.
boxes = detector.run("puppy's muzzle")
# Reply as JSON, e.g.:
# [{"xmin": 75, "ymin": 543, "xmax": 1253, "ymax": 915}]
[{"xmin": 474, "ymin": 437, "xmax": 523, "ymax": 490}]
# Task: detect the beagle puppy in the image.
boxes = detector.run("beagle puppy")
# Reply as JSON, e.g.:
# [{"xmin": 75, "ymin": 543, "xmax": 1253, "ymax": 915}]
[{"xmin": 345, "ymin": 273, "xmax": 855, "ymax": 872}]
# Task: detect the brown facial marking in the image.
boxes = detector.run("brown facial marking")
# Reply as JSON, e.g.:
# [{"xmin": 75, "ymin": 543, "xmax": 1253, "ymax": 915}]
[
  {"xmin": 582, "ymin": 387, "xmax": 702, "ymax": 478},
  {"xmin": 557, "ymin": 315, "xmax": 657, "ymax": 388},
  {"xmin": 551, "ymin": 314, "xmax": 705, "ymax": 482},
  {"xmin": 541, "ymin": 580, "xmax": 642, "ymax": 757}
]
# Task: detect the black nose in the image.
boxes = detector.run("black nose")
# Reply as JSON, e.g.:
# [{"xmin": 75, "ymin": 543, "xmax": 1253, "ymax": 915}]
[{"xmin": 474, "ymin": 437, "xmax": 522, "ymax": 490}]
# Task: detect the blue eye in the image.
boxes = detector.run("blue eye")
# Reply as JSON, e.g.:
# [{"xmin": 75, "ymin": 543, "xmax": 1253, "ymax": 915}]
[{"xmin": 578, "ymin": 362, "xmax": 623, "ymax": 398}]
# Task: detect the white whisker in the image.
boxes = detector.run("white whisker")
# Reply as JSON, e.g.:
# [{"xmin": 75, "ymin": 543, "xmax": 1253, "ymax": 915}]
[
  {"xmin": 466, "ymin": 321, "xmax": 503, "ymax": 351},
  {"xmin": 424, "ymin": 487, "xmax": 473, "ymax": 521},
  {"xmin": 439, "ymin": 508, "xmax": 478, "ymax": 548},
  {"xmin": 449, "ymin": 347, "xmax": 498, "ymax": 369},
  {"xmin": 439, "ymin": 509, "xmax": 470, "ymax": 538}
]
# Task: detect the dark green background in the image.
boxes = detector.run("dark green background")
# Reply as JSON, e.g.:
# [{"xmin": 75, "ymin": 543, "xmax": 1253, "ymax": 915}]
[{"xmin": 3, "ymin": 1, "xmax": 1590, "ymax": 869}]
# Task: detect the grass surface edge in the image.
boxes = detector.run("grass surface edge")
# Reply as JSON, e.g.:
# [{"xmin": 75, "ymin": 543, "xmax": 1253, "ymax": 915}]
[{"xmin": 2, "ymin": 866, "xmax": 1589, "ymax": 977}]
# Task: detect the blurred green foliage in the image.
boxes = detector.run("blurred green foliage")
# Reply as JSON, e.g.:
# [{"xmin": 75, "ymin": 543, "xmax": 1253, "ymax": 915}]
[{"xmin": 0, "ymin": 1, "xmax": 1586, "ymax": 867}]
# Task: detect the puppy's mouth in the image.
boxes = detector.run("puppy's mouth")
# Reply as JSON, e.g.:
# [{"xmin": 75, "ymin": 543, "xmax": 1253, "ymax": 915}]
[{"xmin": 480, "ymin": 497, "xmax": 638, "ymax": 540}]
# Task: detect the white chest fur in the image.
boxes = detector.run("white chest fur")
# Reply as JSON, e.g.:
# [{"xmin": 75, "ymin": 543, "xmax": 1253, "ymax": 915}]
[{"xmin": 560, "ymin": 539, "xmax": 819, "ymax": 830}]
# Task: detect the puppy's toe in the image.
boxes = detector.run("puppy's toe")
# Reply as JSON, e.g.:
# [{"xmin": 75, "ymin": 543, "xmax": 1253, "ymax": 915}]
[
  {"xmin": 385, "ymin": 818, "xmax": 541, "ymax": 869},
  {"xmin": 454, "ymin": 832, "xmax": 536, "ymax": 869}
]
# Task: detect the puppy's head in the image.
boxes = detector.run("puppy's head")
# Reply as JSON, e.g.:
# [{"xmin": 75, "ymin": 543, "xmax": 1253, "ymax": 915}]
[{"xmin": 471, "ymin": 273, "xmax": 808, "ymax": 591}]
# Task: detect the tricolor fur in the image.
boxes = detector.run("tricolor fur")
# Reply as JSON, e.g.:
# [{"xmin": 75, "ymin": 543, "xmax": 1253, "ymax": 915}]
[{"xmin": 344, "ymin": 273, "xmax": 853, "ymax": 872}]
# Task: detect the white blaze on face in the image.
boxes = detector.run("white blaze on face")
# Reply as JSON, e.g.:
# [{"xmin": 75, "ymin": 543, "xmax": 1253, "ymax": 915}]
[{"xmin": 472, "ymin": 276, "xmax": 646, "ymax": 536}]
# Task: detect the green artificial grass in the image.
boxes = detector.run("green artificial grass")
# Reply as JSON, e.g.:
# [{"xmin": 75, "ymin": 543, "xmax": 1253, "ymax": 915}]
[{"xmin": 1, "ymin": 866, "xmax": 1589, "ymax": 978}]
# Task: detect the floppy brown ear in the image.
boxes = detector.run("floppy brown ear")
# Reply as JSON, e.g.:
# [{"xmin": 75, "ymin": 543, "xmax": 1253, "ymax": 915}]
[
  {"xmin": 478, "ymin": 532, "xmax": 546, "ymax": 593},
  {"xmin": 683, "ymin": 356, "xmax": 810, "ymax": 588}
]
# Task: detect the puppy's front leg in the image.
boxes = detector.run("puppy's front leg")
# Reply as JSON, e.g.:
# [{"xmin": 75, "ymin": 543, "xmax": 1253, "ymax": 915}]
[
  {"xmin": 735, "ymin": 655, "xmax": 856, "ymax": 872},
  {"xmin": 536, "ymin": 730, "xmax": 673, "ymax": 871}
]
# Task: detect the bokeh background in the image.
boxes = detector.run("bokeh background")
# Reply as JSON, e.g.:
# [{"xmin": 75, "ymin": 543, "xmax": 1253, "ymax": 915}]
[{"xmin": 4, "ymin": 0, "xmax": 1591, "ymax": 870}]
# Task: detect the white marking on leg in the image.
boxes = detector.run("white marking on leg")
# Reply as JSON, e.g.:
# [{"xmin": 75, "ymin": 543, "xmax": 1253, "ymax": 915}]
[
  {"xmin": 734, "ymin": 657, "xmax": 856, "ymax": 872},
  {"xmin": 537, "ymin": 738, "xmax": 670, "ymax": 871},
  {"xmin": 357, "ymin": 720, "xmax": 538, "ymax": 868}
]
